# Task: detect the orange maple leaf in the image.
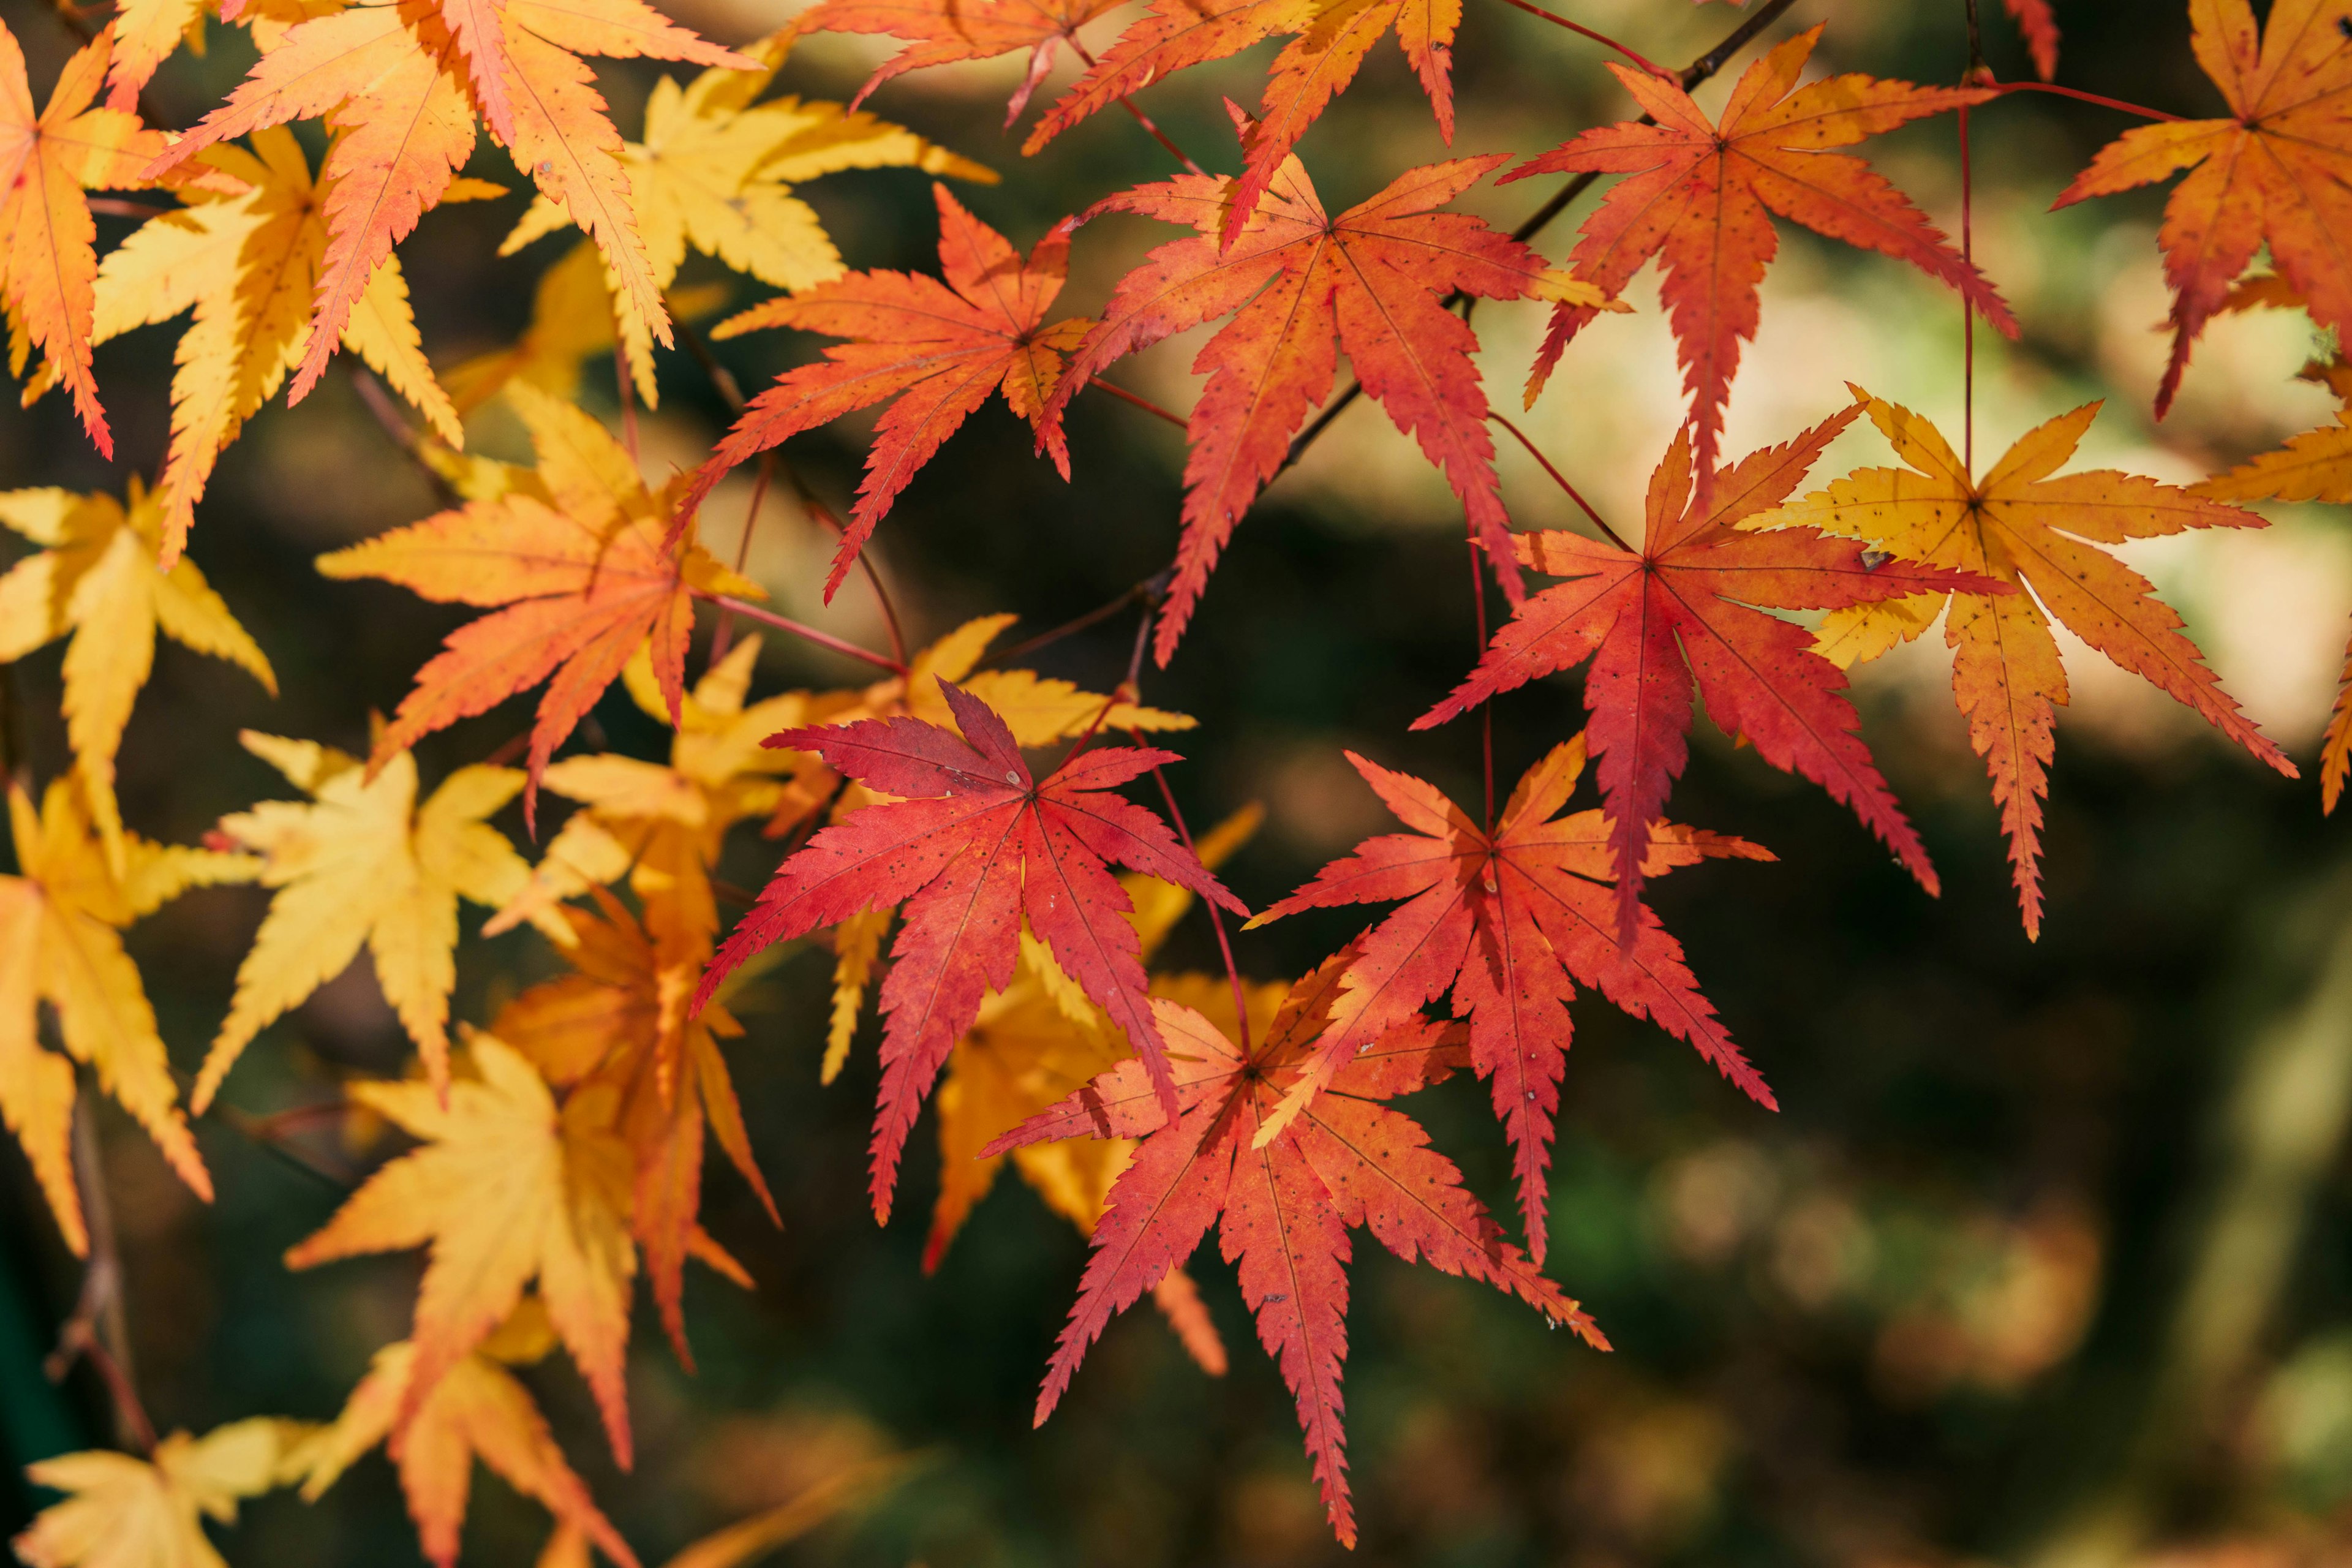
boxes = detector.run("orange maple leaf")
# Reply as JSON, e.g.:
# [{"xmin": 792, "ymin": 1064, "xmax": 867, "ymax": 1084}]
[
  {"xmin": 1511, "ymin": 24, "xmax": 2015, "ymax": 470},
  {"xmin": 2054, "ymin": 0, "xmax": 2352, "ymax": 417},
  {"xmin": 146, "ymin": 0, "xmax": 749, "ymax": 410},
  {"xmin": 0, "ymin": 21, "xmax": 170, "ymax": 457},
  {"xmin": 1419, "ymin": 409, "xmax": 1986, "ymax": 939},
  {"xmin": 679, "ymin": 184, "xmax": 1087, "ymax": 599},
  {"xmin": 316, "ymin": 385, "xmax": 762, "ymax": 820},
  {"xmin": 1747, "ymin": 391, "xmax": 2296, "ymax": 936},
  {"xmin": 1042, "ymin": 127, "xmax": 1616, "ymax": 665},
  {"xmin": 2003, "ymin": 0, "xmax": 2061, "ymax": 81},
  {"xmin": 990, "ymin": 972, "xmax": 1605, "ymax": 1547},
  {"xmin": 788, "ymin": 0, "xmax": 1126, "ymax": 124}
]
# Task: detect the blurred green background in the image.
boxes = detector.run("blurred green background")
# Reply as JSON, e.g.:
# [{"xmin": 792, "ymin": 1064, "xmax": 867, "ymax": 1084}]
[{"xmin": 4, "ymin": 0, "xmax": 2351, "ymax": 1563}]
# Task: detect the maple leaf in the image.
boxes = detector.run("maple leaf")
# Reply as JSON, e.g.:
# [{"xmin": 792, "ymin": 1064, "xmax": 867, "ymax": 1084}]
[
  {"xmin": 286, "ymin": 1034, "xmax": 640, "ymax": 1466},
  {"xmin": 694, "ymin": 680, "xmax": 1245, "ymax": 1219},
  {"xmin": 679, "ymin": 183, "xmax": 1088, "ymax": 598},
  {"xmin": 1248, "ymin": 738, "xmax": 1768, "ymax": 1258},
  {"xmin": 0, "ymin": 777, "xmax": 249, "ymax": 1256},
  {"xmin": 790, "ymin": 0, "xmax": 1125, "ymax": 125},
  {"xmin": 0, "ymin": 483, "xmax": 274, "ymax": 867},
  {"xmin": 2003, "ymin": 0, "xmax": 2061, "ymax": 81},
  {"xmin": 1419, "ymin": 407, "xmax": 1981, "ymax": 939},
  {"xmin": 85, "ymin": 127, "xmax": 468, "ymax": 565},
  {"xmin": 146, "ymin": 0, "xmax": 752, "ymax": 411},
  {"xmin": 1510, "ymin": 24, "xmax": 2015, "ymax": 470},
  {"xmin": 989, "ymin": 970, "xmax": 1605, "ymax": 1546},
  {"xmin": 291, "ymin": 1302, "xmax": 638, "ymax": 1568},
  {"xmin": 195, "ymin": 731, "xmax": 534, "ymax": 1109},
  {"xmin": 501, "ymin": 29, "xmax": 995, "ymax": 406},
  {"xmin": 315, "ymin": 383, "xmax": 763, "ymax": 815},
  {"xmin": 2054, "ymin": 0, "xmax": 2352, "ymax": 417},
  {"xmin": 495, "ymin": 889, "xmax": 772, "ymax": 1362},
  {"xmin": 1745, "ymin": 391, "xmax": 2296, "ymax": 935},
  {"xmin": 1040, "ymin": 131, "xmax": 1618, "ymax": 665},
  {"xmin": 1, "ymin": 22, "xmax": 172, "ymax": 457},
  {"xmin": 12, "ymin": 1418, "xmax": 312, "ymax": 1568}
]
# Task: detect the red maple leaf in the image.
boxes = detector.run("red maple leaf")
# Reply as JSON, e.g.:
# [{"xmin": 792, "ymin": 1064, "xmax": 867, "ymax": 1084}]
[
  {"xmin": 679, "ymin": 183, "xmax": 1087, "ymax": 598},
  {"xmin": 1247, "ymin": 737, "xmax": 1771, "ymax": 1260},
  {"xmin": 987, "ymin": 968, "xmax": 1605, "ymax": 1547},
  {"xmin": 1417, "ymin": 408, "xmax": 1997, "ymax": 938},
  {"xmin": 1043, "ymin": 123, "xmax": 1616, "ymax": 665},
  {"xmin": 2003, "ymin": 0, "xmax": 2061, "ymax": 81},
  {"xmin": 693, "ymin": 680, "xmax": 1246, "ymax": 1218},
  {"xmin": 788, "ymin": 0, "xmax": 1126, "ymax": 125},
  {"xmin": 1511, "ymin": 24, "xmax": 2014, "ymax": 470}
]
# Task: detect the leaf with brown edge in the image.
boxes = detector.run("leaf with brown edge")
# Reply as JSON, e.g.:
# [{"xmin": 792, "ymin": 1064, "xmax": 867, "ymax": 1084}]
[
  {"xmin": 1509, "ymin": 24, "xmax": 2013, "ymax": 471},
  {"xmin": 285, "ymin": 1035, "xmax": 640, "ymax": 1469},
  {"xmin": 790, "ymin": 0, "xmax": 1129, "ymax": 126},
  {"xmin": 143, "ymin": 0, "xmax": 751, "ymax": 411},
  {"xmin": 1746, "ymin": 391, "xmax": 2296, "ymax": 936},
  {"xmin": 1246, "ymin": 738, "xmax": 1768, "ymax": 1259},
  {"xmin": 0, "ymin": 777, "xmax": 250, "ymax": 1257},
  {"xmin": 1040, "ymin": 119, "xmax": 1618, "ymax": 666},
  {"xmin": 679, "ymin": 184, "xmax": 1087, "ymax": 598},
  {"xmin": 0, "ymin": 21, "xmax": 173, "ymax": 457},
  {"xmin": 989, "ymin": 968, "xmax": 1605, "ymax": 1547},
  {"xmin": 2053, "ymin": 0, "xmax": 2352, "ymax": 417},
  {"xmin": 1419, "ymin": 407, "xmax": 1988, "ymax": 942},
  {"xmin": 290, "ymin": 1304, "xmax": 639, "ymax": 1568},
  {"xmin": 693, "ymin": 680, "xmax": 1246, "ymax": 1222},
  {"xmin": 315, "ymin": 383, "xmax": 762, "ymax": 822}
]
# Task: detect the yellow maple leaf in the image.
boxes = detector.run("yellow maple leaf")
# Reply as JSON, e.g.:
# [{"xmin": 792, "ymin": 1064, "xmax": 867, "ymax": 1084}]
[
  {"xmin": 495, "ymin": 891, "xmax": 769, "ymax": 1362},
  {"xmin": 291, "ymin": 1302, "xmax": 637, "ymax": 1568},
  {"xmin": 196, "ymin": 731, "xmax": 533, "ymax": 1109},
  {"xmin": 285, "ymin": 1035, "xmax": 639, "ymax": 1468},
  {"xmin": 0, "ymin": 777, "xmax": 251, "ymax": 1254},
  {"xmin": 0, "ymin": 483, "xmax": 274, "ymax": 869},
  {"xmin": 500, "ymin": 28, "xmax": 995, "ymax": 405},
  {"xmin": 84, "ymin": 126, "xmax": 476, "ymax": 564},
  {"xmin": 13, "ymin": 1417, "xmax": 312, "ymax": 1568}
]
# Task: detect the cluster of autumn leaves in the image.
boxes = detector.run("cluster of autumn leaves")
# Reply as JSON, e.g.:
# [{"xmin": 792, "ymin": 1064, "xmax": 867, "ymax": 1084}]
[{"xmin": 6, "ymin": 0, "xmax": 2352, "ymax": 1558}]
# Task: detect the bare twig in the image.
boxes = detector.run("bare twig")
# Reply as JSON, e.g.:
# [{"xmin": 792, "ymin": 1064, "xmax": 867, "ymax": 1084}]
[
  {"xmin": 992, "ymin": 570, "xmax": 1172, "ymax": 666},
  {"xmin": 350, "ymin": 369, "xmax": 462, "ymax": 508},
  {"xmin": 46, "ymin": 1104, "xmax": 156, "ymax": 1454}
]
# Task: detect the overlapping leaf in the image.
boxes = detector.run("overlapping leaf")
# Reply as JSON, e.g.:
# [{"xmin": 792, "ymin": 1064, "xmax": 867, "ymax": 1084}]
[
  {"xmin": 0, "ymin": 483, "xmax": 273, "ymax": 865},
  {"xmin": 1510, "ymin": 24, "xmax": 2013, "ymax": 469},
  {"xmin": 316, "ymin": 383, "xmax": 763, "ymax": 815},
  {"xmin": 1041, "ymin": 133, "xmax": 1616, "ymax": 664},
  {"xmin": 1420, "ymin": 409, "xmax": 1981, "ymax": 936},
  {"xmin": 146, "ymin": 0, "xmax": 752, "ymax": 411},
  {"xmin": 1, "ymin": 777, "xmax": 248, "ymax": 1255},
  {"xmin": 1747, "ymin": 392, "xmax": 2294, "ymax": 935},
  {"xmin": 285, "ymin": 1034, "xmax": 639, "ymax": 1467},
  {"xmin": 197, "ymin": 731, "xmax": 533, "ymax": 1110},
  {"xmin": 990, "ymin": 967, "xmax": 1604, "ymax": 1546},
  {"xmin": 693, "ymin": 680, "xmax": 1244, "ymax": 1218},
  {"xmin": 2054, "ymin": 0, "xmax": 2352, "ymax": 416},
  {"xmin": 502, "ymin": 29, "xmax": 993, "ymax": 405},
  {"xmin": 13, "ymin": 1419, "xmax": 311, "ymax": 1568},
  {"xmin": 1, "ymin": 23, "xmax": 172, "ymax": 456},
  {"xmin": 1248, "ymin": 739, "xmax": 1768, "ymax": 1256},
  {"xmin": 292, "ymin": 1302, "xmax": 638, "ymax": 1568},
  {"xmin": 790, "ymin": 0, "xmax": 1125, "ymax": 125},
  {"xmin": 680, "ymin": 183, "xmax": 1087, "ymax": 597},
  {"xmin": 86, "ymin": 127, "xmax": 468, "ymax": 564}
]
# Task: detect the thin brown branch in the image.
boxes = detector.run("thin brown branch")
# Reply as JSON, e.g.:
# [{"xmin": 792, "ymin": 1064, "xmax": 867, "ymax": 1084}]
[
  {"xmin": 1280, "ymin": 0, "xmax": 1799, "ymax": 475},
  {"xmin": 350, "ymin": 369, "xmax": 462, "ymax": 508},
  {"xmin": 693, "ymin": 591, "xmax": 907, "ymax": 676},
  {"xmin": 992, "ymin": 570, "xmax": 1172, "ymax": 666},
  {"xmin": 668, "ymin": 303, "xmax": 748, "ymax": 413},
  {"xmin": 47, "ymin": 1104, "xmax": 156, "ymax": 1454}
]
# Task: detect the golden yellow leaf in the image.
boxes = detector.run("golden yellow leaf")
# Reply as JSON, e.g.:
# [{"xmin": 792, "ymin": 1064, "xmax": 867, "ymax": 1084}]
[
  {"xmin": 0, "ymin": 482, "xmax": 273, "ymax": 869},
  {"xmin": 197, "ymin": 732, "xmax": 533, "ymax": 1109},
  {"xmin": 0, "ymin": 777, "xmax": 251, "ymax": 1254},
  {"xmin": 285, "ymin": 1035, "xmax": 638, "ymax": 1467},
  {"xmin": 13, "ymin": 1418, "xmax": 312, "ymax": 1568}
]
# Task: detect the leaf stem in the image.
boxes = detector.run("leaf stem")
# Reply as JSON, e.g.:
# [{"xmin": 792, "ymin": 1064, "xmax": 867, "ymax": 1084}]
[
  {"xmin": 1491, "ymin": 0, "xmax": 1673, "ymax": 79},
  {"xmin": 693, "ymin": 592, "xmax": 907, "ymax": 676},
  {"xmin": 1466, "ymin": 538, "xmax": 1494, "ymax": 832},
  {"xmin": 709, "ymin": 452, "xmax": 775, "ymax": 669},
  {"xmin": 613, "ymin": 335, "xmax": 641, "ymax": 464},
  {"xmin": 1090, "ymin": 379, "xmax": 1190, "ymax": 429},
  {"xmin": 1280, "ymin": 0, "xmax": 1799, "ymax": 476},
  {"xmin": 1986, "ymin": 78, "xmax": 2180, "ymax": 122},
  {"xmin": 993, "ymin": 569, "xmax": 1172, "ymax": 665},
  {"xmin": 1069, "ymin": 34, "xmax": 1207, "ymax": 175},
  {"xmin": 1491, "ymin": 413, "xmax": 1634, "ymax": 552},
  {"xmin": 788, "ymin": 471, "xmax": 911, "ymax": 671},
  {"xmin": 46, "ymin": 1105, "xmax": 156, "ymax": 1454},
  {"xmin": 1132, "ymin": 734, "xmax": 1254, "ymax": 1057},
  {"xmin": 349, "ymin": 368, "xmax": 462, "ymax": 508},
  {"xmin": 87, "ymin": 196, "xmax": 170, "ymax": 220}
]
